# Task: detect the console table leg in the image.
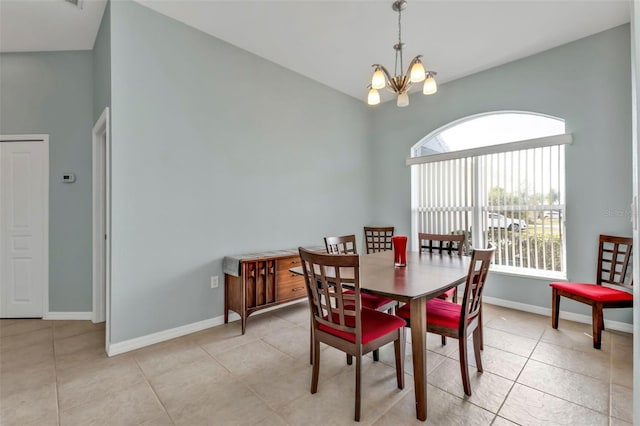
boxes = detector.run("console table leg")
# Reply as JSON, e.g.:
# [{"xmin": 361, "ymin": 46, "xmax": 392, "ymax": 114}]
[
  {"xmin": 224, "ymin": 276, "xmax": 229, "ymax": 324},
  {"xmin": 241, "ymin": 274, "xmax": 247, "ymax": 335},
  {"xmin": 241, "ymin": 313, "xmax": 247, "ymax": 335}
]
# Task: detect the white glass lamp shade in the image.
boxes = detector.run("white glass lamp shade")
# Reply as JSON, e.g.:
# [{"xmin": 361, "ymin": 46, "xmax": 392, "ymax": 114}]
[
  {"xmin": 409, "ymin": 60, "xmax": 426, "ymax": 83},
  {"xmin": 367, "ymin": 88, "xmax": 380, "ymax": 106},
  {"xmin": 371, "ymin": 67, "xmax": 386, "ymax": 90},
  {"xmin": 423, "ymin": 74, "xmax": 438, "ymax": 95},
  {"xmin": 397, "ymin": 91, "xmax": 409, "ymax": 107}
]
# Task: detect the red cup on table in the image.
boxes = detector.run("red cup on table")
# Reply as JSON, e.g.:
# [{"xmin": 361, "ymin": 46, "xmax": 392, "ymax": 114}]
[{"xmin": 391, "ymin": 235, "xmax": 408, "ymax": 267}]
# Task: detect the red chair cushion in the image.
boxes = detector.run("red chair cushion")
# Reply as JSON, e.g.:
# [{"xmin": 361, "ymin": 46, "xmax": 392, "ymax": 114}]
[
  {"xmin": 550, "ymin": 282, "xmax": 633, "ymax": 302},
  {"xmin": 396, "ymin": 298, "xmax": 463, "ymax": 329},
  {"xmin": 344, "ymin": 289, "xmax": 394, "ymax": 310},
  {"xmin": 318, "ymin": 307, "xmax": 406, "ymax": 344},
  {"xmin": 438, "ymin": 287, "xmax": 456, "ymax": 300}
]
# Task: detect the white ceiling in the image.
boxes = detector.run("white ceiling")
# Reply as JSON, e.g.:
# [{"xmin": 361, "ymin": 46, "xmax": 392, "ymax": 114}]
[
  {"xmin": 0, "ymin": 0, "xmax": 107, "ymax": 52},
  {"xmin": 0, "ymin": 0, "xmax": 631, "ymax": 102}
]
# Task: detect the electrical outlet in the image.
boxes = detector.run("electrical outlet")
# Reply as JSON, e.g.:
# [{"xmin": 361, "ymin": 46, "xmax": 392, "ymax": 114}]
[{"xmin": 210, "ymin": 276, "xmax": 219, "ymax": 289}]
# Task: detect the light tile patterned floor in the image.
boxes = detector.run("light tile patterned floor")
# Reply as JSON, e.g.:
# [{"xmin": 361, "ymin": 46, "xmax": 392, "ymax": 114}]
[{"xmin": 0, "ymin": 303, "xmax": 633, "ymax": 425}]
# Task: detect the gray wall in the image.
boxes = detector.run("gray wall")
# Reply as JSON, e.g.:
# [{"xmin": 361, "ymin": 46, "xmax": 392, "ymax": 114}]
[
  {"xmin": 370, "ymin": 25, "xmax": 633, "ymax": 323},
  {"xmin": 108, "ymin": 1, "xmax": 373, "ymax": 342},
  {"xmin": 0, "ymin": 4, "xmax": 632, "ymax": 337},
  {"xmin": 93, "ymin": 1, "xmax": 111, "ymax": 121},
  {"xmin": 0, "ymin": 51, "xmax": 94, "ymax": 312}
]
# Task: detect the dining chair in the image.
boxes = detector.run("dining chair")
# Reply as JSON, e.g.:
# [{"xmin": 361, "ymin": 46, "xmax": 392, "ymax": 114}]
[
  {"xmin": 396, "ymin": 244, "xmax": 495, "ymax": 396},
  {"xmin": 418, "ymin": 232, "xmax": 465, "ymax": 257},
  {"xmin": 418, "ymin": 232, "xmax": 465, "ymax": 303},
  {"xmin": 324, "ymin": 234, "xmax": 397, "ymax": 362},
  {"xmin": 324, "ymin": 234, "xmax": 357, "ymax": 254},
  {"xmin": 549, "ymin": 234, "xmax": 633, "ymax": 349},
  {"xmin": 324, "ymin": 235, "xmax": 397, "ymax": 320},
  {"xmin": 298, "ymin": 247, "xmax": 405, "ymax": 422},
  {"xmin": 364, "ymin": 226, "xmax": 394, "ymax": 254},
  {"xmin": 418, "ymin": 232, "xmax": 466, "ymax": 345}
]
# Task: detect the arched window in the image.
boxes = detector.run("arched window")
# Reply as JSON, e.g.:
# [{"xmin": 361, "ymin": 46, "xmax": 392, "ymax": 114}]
[{"xmin": 409, "ymin": 111, "xmax": 570, "ymax": 277}]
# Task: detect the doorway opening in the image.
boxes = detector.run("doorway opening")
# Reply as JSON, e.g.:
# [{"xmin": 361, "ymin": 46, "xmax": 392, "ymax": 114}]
[{"xmin": 92, "ymin": 107, "xmax": 111, "ymax": 353}]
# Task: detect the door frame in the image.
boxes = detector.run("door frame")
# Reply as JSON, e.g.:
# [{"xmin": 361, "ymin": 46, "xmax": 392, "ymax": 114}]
[
  {"xmin": 0, "ymin": 134, "xmax": 49, "ymax": 318},
  {"xmin": 92, "ymin": 108, "xmax": 111, "ymax": 350},
  {"xmin": 630, "ymin": 3, "xmax": 639, "ymax": 422}
]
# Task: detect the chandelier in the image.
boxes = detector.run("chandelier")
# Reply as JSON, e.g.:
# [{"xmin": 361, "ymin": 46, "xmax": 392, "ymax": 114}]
[{"xmin": 367, "ymin": 0, "xmax": 437, "ymax": 107}]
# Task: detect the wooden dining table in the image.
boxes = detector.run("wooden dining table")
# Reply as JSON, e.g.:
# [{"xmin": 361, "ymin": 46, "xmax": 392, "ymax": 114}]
[{"xmin": 291, "ymin": 250, "xmax": 469, "ymax": 421}]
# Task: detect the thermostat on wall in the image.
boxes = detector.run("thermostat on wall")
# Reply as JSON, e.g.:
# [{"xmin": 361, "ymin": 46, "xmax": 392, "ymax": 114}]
[{"xmin": 62, "ymin": 173, "xmax": 76, "ymax": 183}]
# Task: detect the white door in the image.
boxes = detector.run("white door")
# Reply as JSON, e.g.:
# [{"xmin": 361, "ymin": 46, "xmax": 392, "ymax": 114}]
[{"xmin": 0, "ymin": 138, "xmax": 48, "ymax": 318}]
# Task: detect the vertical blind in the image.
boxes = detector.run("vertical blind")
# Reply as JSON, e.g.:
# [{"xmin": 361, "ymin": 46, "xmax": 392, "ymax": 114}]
[
  {"xmin": 412, "ymin": 157, "xmax": 474, "ymax": 249},
  {"xmin": 412, "ymin": 144, "xmax": 566, "ymax": 274}
]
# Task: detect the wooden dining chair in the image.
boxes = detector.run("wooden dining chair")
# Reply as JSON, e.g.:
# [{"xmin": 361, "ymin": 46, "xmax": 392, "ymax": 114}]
[
  {"xmin": 324, "ymin": 235, "xmax": 397, "ymax": 317},
  {"xmin": 299, "ymin": 247, "xmax": 405, "ymax": 422},
  {"xmin": 396, "ymin": 245, "xmax": 495, "ymax": 396},
  {"xmin": 324, "ymin": 234, "xmax": 358, "ymax": 254},
  {"xmin": 550, "ymin": 234, "xmax": 633, "ymax": 349},
  {"xmin": 418, "ymin": 232, "xmax": 465, "ymax": 302},
  {"xmin": 324, "ymin": 234, "xmax": 397, "ymax": 361},
  {"xmin": 364, "ymin": 226, "xmax": 394, "ymax": 254},
  {"xmin": 418, "ymin": 232, "xmax": 466, "ymax": 344},
  {"xmin": 418, "ymin": 232, "xmax": 465, "ymax": 257}
]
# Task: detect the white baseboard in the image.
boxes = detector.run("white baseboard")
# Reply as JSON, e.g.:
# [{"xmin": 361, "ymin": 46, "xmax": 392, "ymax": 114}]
[
  {"xmin": 107, "ymin": 298, "xmax": 307, "ymax": 357},
  {"xmin": 107, "ymin": 316, "xmax": 224, "ymax": 356},
  {"xmin": 108, "ymin": 316, "xmax": 223, "ymax": 356},
  {"xmin": 483, "ymin": 296, "xmax": 634, "ymax": 334},
  {"xmin": 44, "ymin": 312, "xmax": 93, "ymax": 320}
]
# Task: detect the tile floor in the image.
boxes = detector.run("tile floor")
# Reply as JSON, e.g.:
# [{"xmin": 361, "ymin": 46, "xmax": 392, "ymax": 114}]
[{"xmin": 0, "ymin": 302, "xmax": 633, "ymax": 425}]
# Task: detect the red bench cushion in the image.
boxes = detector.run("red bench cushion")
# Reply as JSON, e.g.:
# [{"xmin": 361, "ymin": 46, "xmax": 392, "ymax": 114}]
[
  {"xmin": 318, "ymin": 307, "xmax": 406, "ymax": 344},
  {"xmin": 550, "ymin": 282, "xmax": 633, "ymax": 302}
]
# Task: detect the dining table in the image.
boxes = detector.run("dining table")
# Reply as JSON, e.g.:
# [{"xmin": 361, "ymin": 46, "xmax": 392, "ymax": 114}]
[{"xmin": 291, "ymin": 249, "xmax": 469, "ymax": 421}]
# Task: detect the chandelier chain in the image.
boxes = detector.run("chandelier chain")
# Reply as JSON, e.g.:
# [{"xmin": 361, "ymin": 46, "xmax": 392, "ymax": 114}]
[{"xmin": 396, "ymin": 6, "xmax": 403, "ymax": 77}]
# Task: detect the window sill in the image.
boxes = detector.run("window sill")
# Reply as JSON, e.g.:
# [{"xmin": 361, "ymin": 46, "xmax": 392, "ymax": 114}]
[{"xmin": 489, "ymin": 265, "xmax": 566, "ymax": 281}]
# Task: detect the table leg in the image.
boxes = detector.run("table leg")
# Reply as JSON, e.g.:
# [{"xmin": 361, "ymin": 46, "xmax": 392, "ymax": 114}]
[{"xmin": 410, "ymin": 297, "xmax": 427, "ymax": 421}]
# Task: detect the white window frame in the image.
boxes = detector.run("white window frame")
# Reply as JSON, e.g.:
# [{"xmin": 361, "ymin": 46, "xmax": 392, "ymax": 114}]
[{"xmin": 408, "ymin": 112, "xmax": 572, "ymax": 279}]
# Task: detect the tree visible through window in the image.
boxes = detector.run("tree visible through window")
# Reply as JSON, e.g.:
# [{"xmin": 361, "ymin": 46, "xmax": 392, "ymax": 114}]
[{"xmin": 410, "ymin": 111, "xmax": 567, "ymax": 277}]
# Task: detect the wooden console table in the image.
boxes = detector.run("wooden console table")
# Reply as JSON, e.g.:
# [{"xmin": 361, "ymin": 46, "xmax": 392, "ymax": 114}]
[{"xmin": 223, "ymin": 247, "xmax": 322, "ymax": 334}]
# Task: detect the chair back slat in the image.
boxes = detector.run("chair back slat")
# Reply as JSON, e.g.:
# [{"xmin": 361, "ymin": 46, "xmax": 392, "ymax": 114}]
[
  {"xmin": 299, "ymin": 248, "xmax": 362, "ymax": 339},
  {"xmin": 364, "ymin": 226, "xmax": 394, "ymax": 254},
  {"xmin": 324, "ymin": 234, "xmax": 358, "ymax": 255},
  {"xmin": 596, "ymin": 235, "xmax": 633, "ymax": 289},
  {"xmin": 418, "ymin": 232, "xmax": 465, "ymax": 256},
  {"xmin": 459, "ymin": 245, "xmax": 495, "ymax": 331}
]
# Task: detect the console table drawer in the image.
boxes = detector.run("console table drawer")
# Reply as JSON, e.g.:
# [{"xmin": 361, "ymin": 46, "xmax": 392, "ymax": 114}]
[
  {"xmin": 277, "ymin": 278, "xmax": 306, "ymax": 301},
  {"xmin": 277, "ymin": 255, "xmax": 301, "ymax": 271},
  {"xmin": 277, "ymin": 269, "xmax": 303, "ymax": 284}
]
